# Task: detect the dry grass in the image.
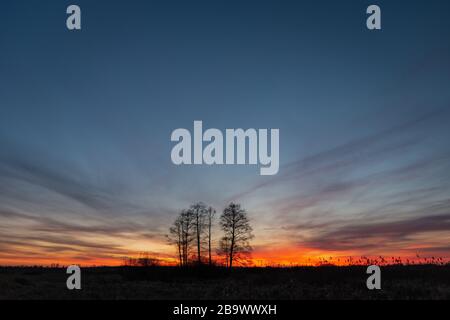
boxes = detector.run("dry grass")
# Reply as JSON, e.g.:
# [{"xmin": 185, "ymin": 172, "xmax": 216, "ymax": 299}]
[{"xmin": 0, "ymin": 265, "xmax": 449, "ymax": 300}]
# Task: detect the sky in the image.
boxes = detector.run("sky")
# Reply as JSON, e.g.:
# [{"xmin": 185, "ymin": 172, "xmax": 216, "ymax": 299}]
[{"xmin": 1, "ymin": 0, "xmax": 450, "ymax": 266}]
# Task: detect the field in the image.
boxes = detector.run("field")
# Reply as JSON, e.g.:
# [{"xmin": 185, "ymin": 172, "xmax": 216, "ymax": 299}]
[{"xmin": 1, "ymin": 265, "xmax": 449, "ymax": 300}]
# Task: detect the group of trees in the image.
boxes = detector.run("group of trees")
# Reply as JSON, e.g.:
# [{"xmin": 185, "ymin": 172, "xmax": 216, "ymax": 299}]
[
  {"xmin": 168, "ymin": 202, "xmax": 253, "ymax": 268},
  {"xmin": 123, "ymin": 252, "xmax": 161, "ymax": 267}
]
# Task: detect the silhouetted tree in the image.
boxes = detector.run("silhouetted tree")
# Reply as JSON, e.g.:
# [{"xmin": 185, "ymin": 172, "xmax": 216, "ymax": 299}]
[
  {"xmin": 168, "ymin": 209, "xmax": 195, "ymax": 266},
  {"xmin": 124, "ymin": 252, "xmax": 161, "ymax": 267},
  {"xmin": 190, "ymin": 202, "xmax": 207, "ymax": 265},
  {"xmin": 218, "ymin": 203, "xmax": 253, "ymax": 268},
  {"xmin": 180, "ymin": 209, "xmax": 195, "ymax": 265},
  {"xmin": 206, "ymin": 206, "xmax": 216, "ymax": 266},
  {"xmin": 168, "ymin": 216, "xmax": 183, "ymax": 266}
]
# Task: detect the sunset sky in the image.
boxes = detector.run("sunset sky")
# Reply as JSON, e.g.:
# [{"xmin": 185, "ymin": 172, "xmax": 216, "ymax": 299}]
[{"xmin": 1, "ymin": 0, "xmax": 450, "ymax": 266}]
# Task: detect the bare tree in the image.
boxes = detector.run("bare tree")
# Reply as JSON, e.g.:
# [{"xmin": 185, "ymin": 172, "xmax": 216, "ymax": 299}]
[
  {"xmin": 206, "ymin": 206, "xmax": 216, "ymax": 266},
  {"xmin": 180, "ymin": 209, "xmax": 195, "ymax": 265},
  {"xmin": 189, "ymin": 202, "xmax": 207, "ymax": 265},
  {"xmin": 168, "ymin": 209, "xmax": 195, "ymax": 266},
  {"xmin": 219, "ymin": 203, "xmax": 254, "ymax": 268},
  {"xmin": 168, "ymin": 216, "xmax": 183, "ymax": 266}
]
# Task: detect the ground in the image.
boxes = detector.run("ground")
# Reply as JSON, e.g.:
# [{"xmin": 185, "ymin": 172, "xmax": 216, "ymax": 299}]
[{"xmin": 1, "ymin": 265, "xmax": 449, "ymax": 300}]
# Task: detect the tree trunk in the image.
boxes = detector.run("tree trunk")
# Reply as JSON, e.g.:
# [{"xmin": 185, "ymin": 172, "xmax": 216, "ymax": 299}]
[
  {"xmin": 229, "ymin": 222, "xmax": 235, "ymax": 268},
  {"xmin": 178, "ymin": 233, "xmax": 182, "ymax": 267},
  {"xmin": 208, "ymin": 213, "xmax": 212, "ymax": 266},
  {"xmin": 196, "ymin": 211, "xmax": 201, "ymax": 264}
]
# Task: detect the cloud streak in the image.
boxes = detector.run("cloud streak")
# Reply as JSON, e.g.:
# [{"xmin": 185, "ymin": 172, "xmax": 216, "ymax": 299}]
[
  {"xmin": 301, "ymin": 214, "xmax": 450, "ymax": 253},
  {"xmin": 231, "ymin": 109, "xmax": 450, "ymax": 259}
]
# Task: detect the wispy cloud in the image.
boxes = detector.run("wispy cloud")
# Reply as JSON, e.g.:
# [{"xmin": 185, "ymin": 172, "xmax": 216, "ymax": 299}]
[
  {"xmin": 232, "ymin": 109, "xmax": 450, "ymax": 258},
  {"xmin": 300, "ymin": 214, "xmax": 450, "ymax": 254},
  {"xmin": 0, "ymin": 139, "xmax": 142, "ymax": 215}
]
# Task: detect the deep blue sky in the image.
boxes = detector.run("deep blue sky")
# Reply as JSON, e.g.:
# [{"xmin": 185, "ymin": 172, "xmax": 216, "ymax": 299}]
[{"xmin": 1, "ymin": 1, "xmax": 450, "ymax": 265}]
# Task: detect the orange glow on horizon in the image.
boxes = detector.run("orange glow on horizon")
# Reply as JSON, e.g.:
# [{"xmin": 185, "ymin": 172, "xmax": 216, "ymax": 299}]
[{"xmin": 1, "ymin": 244, "xmax": 448, "ymax": 267}]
